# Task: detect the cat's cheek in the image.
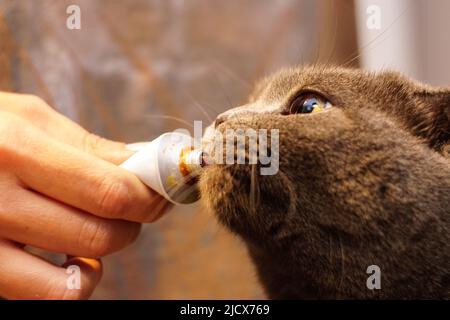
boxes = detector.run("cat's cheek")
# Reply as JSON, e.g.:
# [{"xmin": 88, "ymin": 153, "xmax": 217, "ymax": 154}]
[
  {"xmin": 198, "ymin": 165, "xmax": 259, "ymax": 233},
  {"xmin": 199, "ymin": 164, "xmax": 296, "ymax": 243}
]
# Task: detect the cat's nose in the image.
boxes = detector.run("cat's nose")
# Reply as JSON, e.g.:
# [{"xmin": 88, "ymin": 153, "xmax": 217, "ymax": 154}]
[{"xmin": 215, "ymin": 109, "xmax": 252, "ymax": 128}]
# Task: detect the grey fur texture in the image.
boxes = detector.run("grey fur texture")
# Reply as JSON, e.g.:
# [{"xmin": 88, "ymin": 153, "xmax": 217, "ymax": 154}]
[{"xmin": 199, "ymin": 66, "xmax": 450, "ymax": 299}]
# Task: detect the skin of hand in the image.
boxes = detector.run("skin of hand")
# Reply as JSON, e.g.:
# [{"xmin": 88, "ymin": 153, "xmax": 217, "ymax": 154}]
[{"xmin": 0, "ymin": 92, "xmax": 169, "ymax": 300}]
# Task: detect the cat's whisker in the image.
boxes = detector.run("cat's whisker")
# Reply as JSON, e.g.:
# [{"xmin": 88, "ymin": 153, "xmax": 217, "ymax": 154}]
[
  {"xmin": 181, "ymin": 89, "xmax": 216, "ymax": 123},
  {"xmin": 208, "ymin": 57, "xmax": 253, "ymax": 90},
  {"xmin": 324, "ymin": 0, "xmax": 340, "ymax": 67},
  {"xmin": 199, "ymin": 64, "xmax": 450, "ymax": 299},
  {"xmin": 328, "ymin": 235, "xmax": 333, "ymax": 262},
  {"xmin": 162, "ymin": 170, "xmax": 209, "ymax": 200},
  {"xmin": 250, "ymin": 164, "xmax": 260, "ymax": 215},
  {"xmin": 337, "ymin": 234, "xmax": 345, "ymax": 293},
  {"xmin": 209, "ymin": 71, "xmax": 259, "ymax": 133},
  {"xmin": 210, "ymin": 71, "xmax": 239, "ymax": 118},
  {"xmin": 195, "ymin": 201, "xmax": 223, "ymax": 242},
  {"xmin": 162, "ymin": 181, "xmax": 200, "ymax": 207},
  {"xmin": 142, "ymin": 114, "xmax": 194, "ymax": 129},
  {"xmin": 341, "ymin": 3, "xmax": 413, "ymax": 68},
  {"xmin": 313, "ymin": 36, "xmax": 322, "ymax": 70}
]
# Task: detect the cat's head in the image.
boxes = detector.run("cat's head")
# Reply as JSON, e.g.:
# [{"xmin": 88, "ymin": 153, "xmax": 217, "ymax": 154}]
[{"xmin": 199, "ymin": 66, "xmax": 450, "ymax": 253}]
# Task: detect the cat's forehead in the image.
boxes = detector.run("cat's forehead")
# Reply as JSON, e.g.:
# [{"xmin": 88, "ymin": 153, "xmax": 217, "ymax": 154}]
[
  {"xmin": 254, "ymin": 67, "xmax": 368, "ymax": 102},
  {"xmin": 252, "ymin": 66, "xmax": 415, "ymax": 104}
]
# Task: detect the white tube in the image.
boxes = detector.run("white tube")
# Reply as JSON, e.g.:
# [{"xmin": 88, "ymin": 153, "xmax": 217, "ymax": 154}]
[{"xmin": 120, "ymin": 132, "xmax": 206, "ymax": 205}]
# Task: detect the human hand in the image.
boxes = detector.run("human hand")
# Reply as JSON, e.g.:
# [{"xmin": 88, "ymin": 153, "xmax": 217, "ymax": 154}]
[{"xmin": 0, "ymin": 92, "xmax": 168, "ymax": 299}]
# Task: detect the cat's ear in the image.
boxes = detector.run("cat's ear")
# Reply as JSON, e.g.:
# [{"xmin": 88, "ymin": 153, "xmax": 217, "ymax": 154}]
[{"xmin": 413, "ymin": 89, "xmax": 450, "ymax": 154}]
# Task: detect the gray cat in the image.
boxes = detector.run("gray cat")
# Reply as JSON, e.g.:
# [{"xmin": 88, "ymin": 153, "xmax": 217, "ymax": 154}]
[{"xmin": 199, "ymin": 66, "xmax": 450, "ymax": 299}]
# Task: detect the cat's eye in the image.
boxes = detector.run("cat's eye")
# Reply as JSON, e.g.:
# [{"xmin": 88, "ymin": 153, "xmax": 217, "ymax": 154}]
[{"xmin": 289, "ymin": 93, "xmax": 332, "ymax": 114}]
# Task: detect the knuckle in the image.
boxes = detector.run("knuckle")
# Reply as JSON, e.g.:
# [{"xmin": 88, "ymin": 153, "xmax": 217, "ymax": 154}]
[
  {"xmin": 23, "ymin": 94, "xmax": 49, "ymax": 110},
  {"xmin": 0, "ymin": 112, "xmax": 20, "ymax": 136},
  {"xmin": 78, "ymin": 219, "xmax": 116, "ymax": 257},
  {"xmin": 20, "ymin": 94, "xmax": 51, "ymax": 121},
  {"xmin": 82, "ymin": 132, "xmax": 103, "ymax": 153},
  {"xmin": 0, "ymin": 113, "xmax": 24, "ymax": 164},
  {"xmin": 96, "ymin": 177, "xmax": 132, "ymax": 218}
]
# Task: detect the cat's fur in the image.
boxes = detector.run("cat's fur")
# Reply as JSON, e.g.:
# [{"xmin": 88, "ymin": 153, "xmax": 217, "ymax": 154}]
[{"xmin": 199, "ymin": 66, "xmax": 450, "ymax": 299}]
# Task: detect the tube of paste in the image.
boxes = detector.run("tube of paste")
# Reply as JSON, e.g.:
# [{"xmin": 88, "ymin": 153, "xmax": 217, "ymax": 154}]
[{"xmin": 120, "ymin": 132, "xmax": 210, "ymax": 205}]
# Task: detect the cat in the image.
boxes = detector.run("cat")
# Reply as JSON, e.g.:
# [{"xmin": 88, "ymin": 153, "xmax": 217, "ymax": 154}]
[{"xmin": 199, "ymin": 66, "xmax": 450, "ymax": 299}]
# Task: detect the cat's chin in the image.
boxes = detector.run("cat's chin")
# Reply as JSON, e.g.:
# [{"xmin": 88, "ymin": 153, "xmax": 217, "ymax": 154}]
[
  {"xmin": 199, "ymin": 166, "xmax": 235, "ymax": 220},
  {"xmin": 199, "ymin": 162, "xmax": 295, "ymax": 243},
  {"xmin": 198, "ymin": 164, "xmax": 257, "ymax": 236}
]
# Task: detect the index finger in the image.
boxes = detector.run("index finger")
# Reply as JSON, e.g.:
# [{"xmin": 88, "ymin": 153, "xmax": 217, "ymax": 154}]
[
  {"xmin": 5, "ymin": 113, "xmax": 164, "ymax": 223},
  {"xmin": 0, "ymin": 91, "xmax": 133, "ymax": 164}
]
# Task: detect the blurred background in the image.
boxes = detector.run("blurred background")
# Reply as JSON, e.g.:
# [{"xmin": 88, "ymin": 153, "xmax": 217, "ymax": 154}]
[{"xmin": 0, "ymin": 0, "xmax": 448, "ymax": 299}]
